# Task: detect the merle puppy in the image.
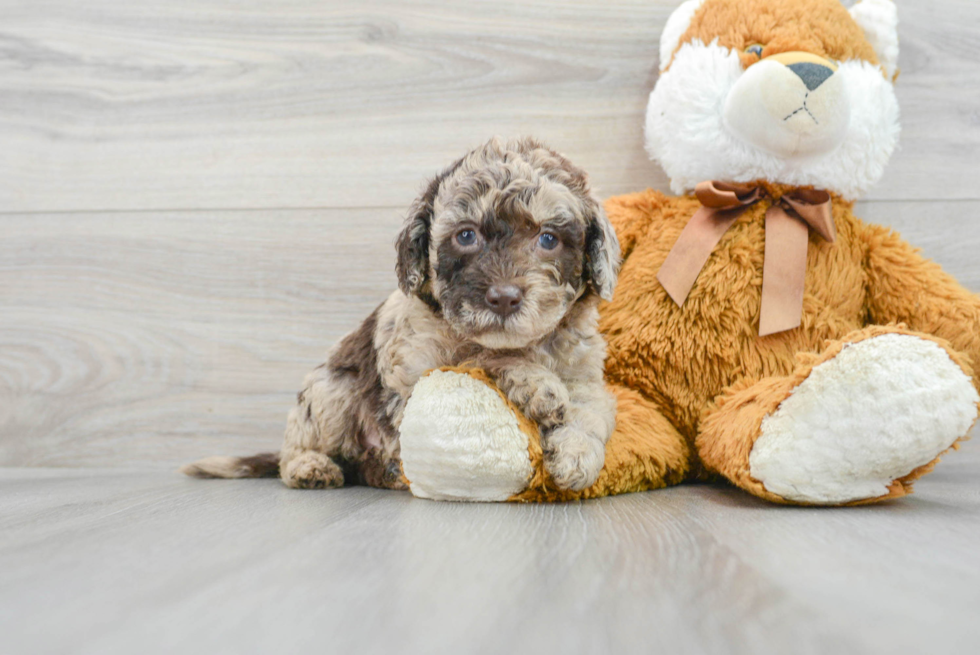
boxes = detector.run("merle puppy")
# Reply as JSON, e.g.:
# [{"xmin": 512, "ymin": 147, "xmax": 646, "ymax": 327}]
[{"xmin": 183, "ymin": 137, "xmax": 620, "ymax": 491}]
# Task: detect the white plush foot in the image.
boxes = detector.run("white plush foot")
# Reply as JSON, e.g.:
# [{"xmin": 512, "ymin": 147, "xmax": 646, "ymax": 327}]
[
  {"xmin": 750, "ymin": 334, "xmax": 979, "ymax": 504},
  {"xmin": 399, "ymin": 370, "xmax": 534, "ymax": 502}
]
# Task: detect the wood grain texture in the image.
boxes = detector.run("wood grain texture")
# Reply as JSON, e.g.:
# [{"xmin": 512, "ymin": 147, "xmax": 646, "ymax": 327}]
[
  {"xmin": 1, "ymin": 0, "xmax": 979, "ymax": 213},
  {"xmin": 3, "ymin": 448, "xmax": 980, "ymax": 655},
  {"xmin": 0, "ymin": 208, "xmax": 403, "ymax": 466},
  {"xmin": 2, "ymin": 201, "xmax": 979, "ymax": 468}
]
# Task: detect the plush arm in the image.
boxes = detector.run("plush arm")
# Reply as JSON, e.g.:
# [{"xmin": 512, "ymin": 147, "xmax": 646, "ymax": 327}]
[
  {"xmin": 603, "ymin": 190, "xmax": 671, "ymax": 262},
  {"xmin": 863, "ymin": 222, "xmax": 980, "ymax": 388}
]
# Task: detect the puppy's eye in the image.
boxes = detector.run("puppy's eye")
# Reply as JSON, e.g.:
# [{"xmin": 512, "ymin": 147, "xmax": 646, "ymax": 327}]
[
  {"xmin": 745, "ymin": 44, "xmax": 764, "ymax": 58},
  {"xmin": 537, "ymin": 232, "xmax": 559, "ymax": 251},
  {"xmin": 456, "ymin": 229, "xmax": 478, "ymax": 247}
]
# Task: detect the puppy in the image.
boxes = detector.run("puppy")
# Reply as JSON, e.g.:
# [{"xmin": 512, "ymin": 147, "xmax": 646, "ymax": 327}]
[{"xmin": 182, "ymin": 137, "xmax": 620, "ymax": 491}]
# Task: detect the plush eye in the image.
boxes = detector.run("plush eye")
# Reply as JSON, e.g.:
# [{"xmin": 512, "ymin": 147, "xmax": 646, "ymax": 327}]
[
  {"xmin": 745, "ymin": 44, "xmax": 764, "ymax": 58},
  {"xmin": 537, "ymin": 231, "xmax": 559, "ymax": 251},
  {"xmin": 456, "ymin": 229, "xmax": 478, "ymax": 247}
]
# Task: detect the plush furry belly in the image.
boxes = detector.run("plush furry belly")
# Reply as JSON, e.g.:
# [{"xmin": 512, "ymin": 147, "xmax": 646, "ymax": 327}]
[{"xmin": 600, "ymin": 196, "xmax": 867, "ymax": 438}]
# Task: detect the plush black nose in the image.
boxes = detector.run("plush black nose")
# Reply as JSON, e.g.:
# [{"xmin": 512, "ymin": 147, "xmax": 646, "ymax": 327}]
[
  {"xmin": 787, "ymin": 62, "xmax": 834, "ymax": 91},
  {"xmin": 486, "ymin": 285, "xmax": 524, "ymax": 317}
]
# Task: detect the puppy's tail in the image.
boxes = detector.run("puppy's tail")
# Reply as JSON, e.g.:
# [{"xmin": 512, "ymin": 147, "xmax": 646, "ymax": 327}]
[{"xmin": 180, "ymin": 452, "xmax": 280, "ymax": 479}]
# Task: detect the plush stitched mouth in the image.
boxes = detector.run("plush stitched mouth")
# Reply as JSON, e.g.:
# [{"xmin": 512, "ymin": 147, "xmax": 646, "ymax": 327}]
[
  {"xmin": 783, "ymin": 93, "xmax": 819, "ymax": 125},
  {"xmin": 723, "ymin": 58, "xmax": 850, "ymax": 158}
]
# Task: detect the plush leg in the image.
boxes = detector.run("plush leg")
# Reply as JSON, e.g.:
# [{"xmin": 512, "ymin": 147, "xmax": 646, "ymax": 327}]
[
  {"xmin": 513, "ymin": 384, "xmax": 691, "ymax": 502},
  {"xmin": 399, "ymin": 368, "xmax": 691, "ymax": 502},
  {"xmin": 697, "ymin": 326, "xmax": 979, "ymax": 505}
]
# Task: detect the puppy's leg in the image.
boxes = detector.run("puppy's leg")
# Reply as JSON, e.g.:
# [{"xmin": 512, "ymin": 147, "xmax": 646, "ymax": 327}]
[
  {"xmin": 487, "ymin": 360, "xmax": 612, "ymax": 490},
  {"xmin": 279, "ymin": 365, "xmax": 351, "ymax": 489},
  {"xmin": 488, "ymin": 360, "xmax": 570, "ymax": 430},
  {"xmin": 543, "ymin": 383, "xmax": 617, "ymax": 491},
  {"xmin": 279, "ymin": 303, "xmax": 410, "ymax": 489}
]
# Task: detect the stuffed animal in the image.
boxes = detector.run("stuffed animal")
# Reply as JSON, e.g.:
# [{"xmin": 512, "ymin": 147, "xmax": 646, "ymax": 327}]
[{"xmin": 399, "ymin": 0, "xmax": 980, "ymax": 505}]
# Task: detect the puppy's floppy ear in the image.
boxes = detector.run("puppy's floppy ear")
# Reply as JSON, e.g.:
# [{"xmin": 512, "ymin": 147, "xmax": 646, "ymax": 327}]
[
  {"xmin": 395, "ymin": 187, "xmax": 435, "ymax": 296},
  {"xmin": 396, "ymin": 156, "xmax": 466, "ymax": 297},
  {"xmin": 583, "ymin": 199, "xmax": 621, "ymax": 302}
]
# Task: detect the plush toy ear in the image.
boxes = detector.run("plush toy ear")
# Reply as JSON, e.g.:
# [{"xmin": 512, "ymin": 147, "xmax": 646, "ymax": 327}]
[
  {"xmin": 584, "ymin": 200, "xmax": 621, "ymax": 302},
  {"xmin": 658, "ymin": 0, "xmax": 706, "ymax": 72},
  {"xmin": 850, "ymin": 0, "xmax": 899, "ymax": 80}
]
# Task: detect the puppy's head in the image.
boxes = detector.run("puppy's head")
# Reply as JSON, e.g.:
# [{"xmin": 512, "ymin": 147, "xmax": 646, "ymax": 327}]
[{"xmin": 396, "ymin": 137, "xmax": 619, "ymax": 349}]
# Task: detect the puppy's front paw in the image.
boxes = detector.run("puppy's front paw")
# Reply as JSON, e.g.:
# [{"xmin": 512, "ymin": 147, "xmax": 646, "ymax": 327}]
[
  {"xmin": 527, "ymin": 383, "xmax": 570, "ymax": 429},
  {"xmin": 513, "ymin": 381, "xmax": 569, "ymax": 430},
  {"xmin": 543, "ymin": 425, "xmax": 605, "ymax": 491}
]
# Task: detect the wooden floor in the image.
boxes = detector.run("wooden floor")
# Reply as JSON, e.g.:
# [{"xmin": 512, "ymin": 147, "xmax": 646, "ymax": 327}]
[
  {"xmin": 3, "ymin": 1, "xmax": 980, "ymax": 653},
  {"xmin": 5, "ymin": 446, "xmax": 980, "ymax": 654}
]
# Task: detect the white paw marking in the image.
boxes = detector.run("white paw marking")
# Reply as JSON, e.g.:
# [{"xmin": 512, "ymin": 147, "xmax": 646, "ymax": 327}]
[{"xmin": 750, "ymin": 334, "xmax": 979, "ymax": 504}]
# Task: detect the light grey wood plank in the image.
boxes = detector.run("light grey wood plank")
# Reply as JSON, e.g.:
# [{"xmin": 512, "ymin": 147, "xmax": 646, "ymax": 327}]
[
  {"xmin": 3, "ymin": 201, "xmax": 979, "ymax": 468},
  {"xmin": 0, "ymin": 208, "xmax": 402, "ymax": 467},
  {"xmin": 2, "ymin": 445, "xmax": 980, "ymax": 655},
  {"xmin": 0, "ymin": 0, "xmax": 978, "ymax": 214}
]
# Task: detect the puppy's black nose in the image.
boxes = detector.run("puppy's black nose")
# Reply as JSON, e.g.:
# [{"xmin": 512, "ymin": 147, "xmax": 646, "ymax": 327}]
[
  {"xmin": 787, "ymin": 62, "xmax": 834, "ymax": 91},
  {"xmin": 486, "ymin": 285, "xmax": 524, "ymax": 317}
]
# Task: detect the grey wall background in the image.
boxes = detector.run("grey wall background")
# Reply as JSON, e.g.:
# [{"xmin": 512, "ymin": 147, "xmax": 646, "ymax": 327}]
[{"xmin": 2, "ymin": 0, "xmax": 979, "ymax": 468}]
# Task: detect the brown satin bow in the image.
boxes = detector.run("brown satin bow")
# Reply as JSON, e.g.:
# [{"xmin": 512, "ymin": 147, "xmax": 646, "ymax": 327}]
[{"xmin": 656, "ymin": 181, "xmax": 835, "ymax": 336}]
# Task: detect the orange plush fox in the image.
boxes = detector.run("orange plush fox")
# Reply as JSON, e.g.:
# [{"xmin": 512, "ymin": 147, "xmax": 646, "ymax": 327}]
[{"xmin": 398, "ymin": 0, "xmax": 980, "ymax": 505}]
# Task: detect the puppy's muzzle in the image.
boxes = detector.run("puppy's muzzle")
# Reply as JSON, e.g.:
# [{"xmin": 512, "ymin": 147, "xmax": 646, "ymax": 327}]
[
  {"xmin": 486, "ymin": 284, "xmax": 524, "ymax": 318},
  {"xmin": 723, "ymin": 50, "xmax": 850, "ymax": 159}
]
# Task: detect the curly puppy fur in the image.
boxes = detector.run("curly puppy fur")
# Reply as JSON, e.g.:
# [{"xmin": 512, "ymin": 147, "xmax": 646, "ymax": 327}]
[{"xmin": 182, "ymin": 137, "xmax": 620, "ymax": 492}]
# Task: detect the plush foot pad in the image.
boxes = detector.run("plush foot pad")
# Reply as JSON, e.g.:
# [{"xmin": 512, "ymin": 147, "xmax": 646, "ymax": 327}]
[
  {"xmin": 750, "ymin": 334, "xmax": 979, "ymax": 504},
  {"xmin": 399, "ymin": 370, "xmax": 534, "ymax": 502}
]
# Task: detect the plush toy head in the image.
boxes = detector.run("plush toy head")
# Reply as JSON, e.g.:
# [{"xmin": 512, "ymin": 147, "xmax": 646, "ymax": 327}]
[{"xmin": 648, "ymin": 0, "xmax": 900, "ymax": 199}]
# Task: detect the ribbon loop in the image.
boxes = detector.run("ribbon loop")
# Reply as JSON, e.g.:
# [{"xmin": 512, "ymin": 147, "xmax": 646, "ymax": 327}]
[
  {"xmin": 781, "ymin": 190, "xmax": 836, "ymax": 243},
  {"xmin": 694, "ymin": 181, "xmax": 762, "ymax": 209},
  {"xmin": 657, "ymin": 182, "xmax": 835, "ymax": 336}
]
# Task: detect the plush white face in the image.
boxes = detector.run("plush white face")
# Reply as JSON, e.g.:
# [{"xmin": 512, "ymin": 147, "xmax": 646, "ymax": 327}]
[
  {"xmin": 724, "ymin": 52, "xmax": 851, "ymax": 159},
  {"xmin": 647, "ymin": 0, "xmax": 901, "ymax": 200}
]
